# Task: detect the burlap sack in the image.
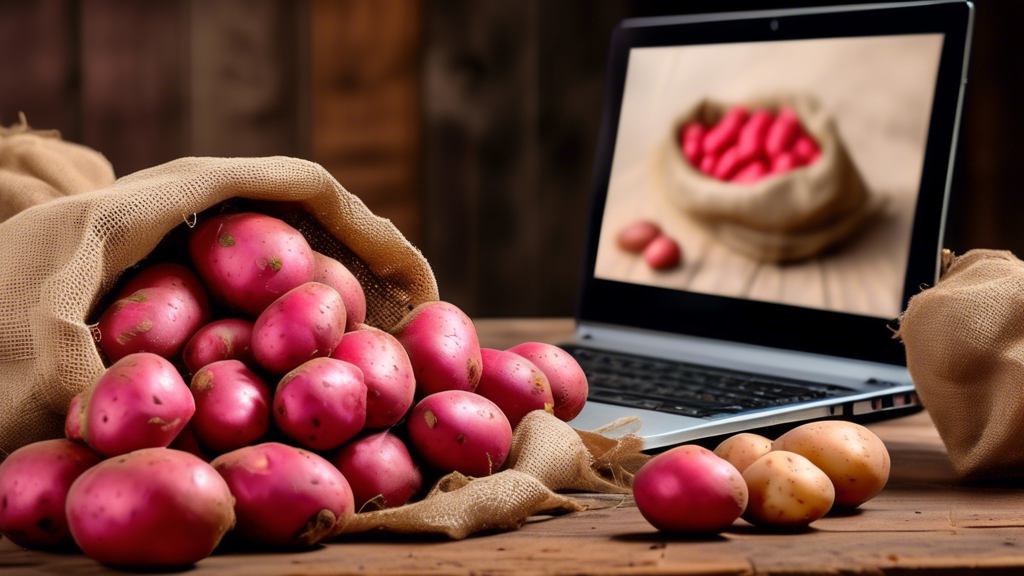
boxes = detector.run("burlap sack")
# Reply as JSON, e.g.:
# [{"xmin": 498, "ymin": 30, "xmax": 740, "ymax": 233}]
[
  {"xmin": 896, "ymin": 249, "xmax": 1024, "ymax": 479},
  {"xmin": 338, "ymin": 412, "xmax": 648, "ymax": 539},
  {"xmin": 0, "ymin": 156, "xmax": 438, "ymax": 457},
  {"xmin": 660, "ymin": 95, "xmax": 874, "ymax": 262},
  {"xmin": 0, "ymin": 113, "xmax": 115, "ymax": 223}
]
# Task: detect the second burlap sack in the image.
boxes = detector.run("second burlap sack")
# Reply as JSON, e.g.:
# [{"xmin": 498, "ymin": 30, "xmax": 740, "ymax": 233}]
[
  {"xmin": 0, "ymin": 156, "xmax": 439, "ymax": 458},
  {"xmin": 897, "ymin": 249, "xmax": 1024, "ymax": 479},
  {"xmin": 661, "ymin": 95, "xmax": 875, "ymax": 262}
]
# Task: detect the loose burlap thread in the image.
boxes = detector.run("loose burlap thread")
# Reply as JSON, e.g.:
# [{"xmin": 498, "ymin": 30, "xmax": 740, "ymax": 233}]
[
  {"xmin": 338, "ymin": 411, "xmax": 648, "ymax": 539},
  {"xmin": 0, "ymin": 156, "xmax": 439, "ymax": 457},
  {"xmin": 0, "ymin": 113, "xmax": 115, "ymax": 223},
  {"xmin": 897, "ymin": 249, "xmax": 1024, "ymax": 479},
  {"xmin": 660, "ymin": 95, "xmax": 875, "ymax": 262}
]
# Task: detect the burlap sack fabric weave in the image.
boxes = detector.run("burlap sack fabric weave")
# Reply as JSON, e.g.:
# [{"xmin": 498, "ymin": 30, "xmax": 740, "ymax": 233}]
[
  {"xmin": 661, "ymin": 95, "xmax": 875, "ymax": 262},
  {"xmin": 897, "ymin": 249, "xmax": 1024, "ymax": 479},
  {"xmin": 0, "ymin": 155, "xmax": 439, "ymax": 458}
]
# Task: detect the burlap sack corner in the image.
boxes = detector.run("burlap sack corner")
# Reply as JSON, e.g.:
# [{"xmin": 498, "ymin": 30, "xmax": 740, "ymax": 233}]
[
  {"xmin": 0, "ymin": 156, "xmax": 439, "ymax": 457},
  {"xmin": 660, "ymin": 95, "xmax": 876, "ymax": 262},
  {"xmin": 897, "ymin": 248, "xmax": 1024, "ymax": 479},
  {"xmin": 0, "ymin": 112, "xmax": 116, "ymax": 223}
]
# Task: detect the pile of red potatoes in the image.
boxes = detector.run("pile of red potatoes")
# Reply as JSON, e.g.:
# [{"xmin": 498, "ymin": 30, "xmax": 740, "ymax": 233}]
[{"xmin": 0, "ymin": 212, "xmax": 590, "ymax": 567}]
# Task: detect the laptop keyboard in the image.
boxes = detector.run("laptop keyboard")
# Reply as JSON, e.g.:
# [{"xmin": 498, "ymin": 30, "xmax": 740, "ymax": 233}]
[{"xmin": 565, "ymin": 346, "xmax": 856, "ymax": 419}]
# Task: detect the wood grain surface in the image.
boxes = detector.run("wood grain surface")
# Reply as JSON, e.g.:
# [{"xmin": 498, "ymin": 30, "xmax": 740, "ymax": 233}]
[
  {"xmin": 4, "ymin": 318, "xmax": 1024, "ymax": 575},
  {"xmin": 594, "ymin": 36, "xmax": 944, "ymax": 319}
]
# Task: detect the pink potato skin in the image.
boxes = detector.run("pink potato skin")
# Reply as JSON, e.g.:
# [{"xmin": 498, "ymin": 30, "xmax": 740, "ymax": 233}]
[
  {"xmin": 183, "ymin": 319, "xmax": 256, "ymax": 374},
  {"xmin": 168, "ymin": 423, "xmax": 209, "ymax": 461},
  {"xmin": 506, "ymin": 342, "xmax": 589, "ymax": 422},
  {"xmin": 190, "ymin": 360, "xmax": 271, "ymax": 453},
  {"xmin": 64, "ymin": 393, "xmax": 84, "ymax": 442},
  {"xmin": 97, "ymin": 284, "xmax": 211, "ymax": 363},
  {"xmin": 0, "ymin": 440, "xmax": 100, "ymax": 548},
  {"xmin": 273, "ymin": 358, "xmax": 367, "ymax": 451},
  {"xmin": 407, "ymin": 391, "xmax": 512, "ymax": 477},
  {"xmin": 66, "ymin": 448, "xmax": 235, "ymax": 567},
  {"xmin": 115, "ymin": 263, "xmax": 211, "ymax": 310},
  {"xmin": 633, "ymin": 445, "xmax": 748, "ymax": 533},
  {"xmin": 475, "ymin": 348, "xmax": 554, "ymax": 429},
  {"xmin": 395, "ymin": 301, "xmax": 483, "ymax": 397},
  {"xmin": 212, "ymin": 442, "xmax": 354, "ymax": 546},
  {"xmin": 332, "ymin": 431, "xmax": 423, "ymax": 510},
  {"xmin": 330, "ymin": 326, "xmax": 415, "ymax": 429},
  {"xmin": 312, "ymin": 252, "xmax": 366, "ymax": 332},
  {"xmin": 252, "ymin": 282, "xmax": 347, "ymax": 374},
  {"xmin": 187, "ymin": 212, "xmax": 315, "ymax": 317},
  {"xmin": 81, "ymin": 353, "xmax": 195, "ymax": 458}
]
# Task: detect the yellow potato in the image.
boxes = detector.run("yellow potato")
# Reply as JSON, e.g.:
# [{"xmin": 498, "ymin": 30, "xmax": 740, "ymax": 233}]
[
  {"xmin": 773, "ymin": 421, "xmax": 890, "ymax": 508},
  {"xmin": 714, "ymin": 433, "xmax": 773, "ymax": 472},
  {"xmin": 742, "ymin": 451, "xmax": 835, "ymax": 528}
]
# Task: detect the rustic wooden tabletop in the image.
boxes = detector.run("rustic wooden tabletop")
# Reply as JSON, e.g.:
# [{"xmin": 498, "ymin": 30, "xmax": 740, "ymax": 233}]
[{"xmin": 3, "ymin": 318, "xmax": 1023, "ymax": 575}]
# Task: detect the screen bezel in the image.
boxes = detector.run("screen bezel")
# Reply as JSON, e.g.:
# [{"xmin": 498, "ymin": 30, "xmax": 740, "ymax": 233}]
[{"xmin": 578, "ymin": 1, "xmax": 973, "ymax": 366}]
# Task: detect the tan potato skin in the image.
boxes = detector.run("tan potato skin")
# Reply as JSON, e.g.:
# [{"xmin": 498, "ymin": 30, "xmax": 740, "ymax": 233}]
[
  {"xmin": 742, "ymin": 451, "xmax": 835, "ymax": 528},
  {"xmin": 714, "ymin": 433, "xmax": 773, "ymax": 472},
  {"xmin": 773, "ymin": 421, "xmax": 890, "ymax": 508}
]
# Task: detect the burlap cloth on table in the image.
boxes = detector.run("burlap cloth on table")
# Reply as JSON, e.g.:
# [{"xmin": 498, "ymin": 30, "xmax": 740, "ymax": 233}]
[
  {"xmin": 0, "ymin": 155, "xmax": 439, "ymax": 458},
  {"xmin": 897, "ymin": 249, "xmax": 1024, "ymax": 479},
  {"xmin": 660, "ymin": 95, "xmax": 877, "ymax": 262},
  {"xmin": 337, "ymin": 411, "xmax": 649, "ymax": 539}
]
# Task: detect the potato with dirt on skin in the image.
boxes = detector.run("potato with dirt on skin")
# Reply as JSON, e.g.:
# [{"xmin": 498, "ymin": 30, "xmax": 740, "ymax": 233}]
[
  {"xmin": 742, "ymin": 450, "xmax": 835, "ymax": 528},
  {"xmin": 505, "ymin": 342, "xmax": 588, "ymax": 422},
  {"xmin": 773, "ymin": 420, "xmax": 890, "ymax": 508},
  {"xmin": 312, "ymin": 251, "xmax": 366, "ymax": 332},
  {"xmin": 330, "ymin": 326, "xmax": 415, "ymax": 430},
  {"xmin": 475, "ymin": 348, "xmax": 554, "ymax": 429},
  {"xmin": 332, "ymin": 431, "xmax": 423, "ymax": 511},
  {"xmin": 183, "ymin": 318, "xmax": 256, "ymax": 374},
  {"xmin": 252, "ymin": 281, "xmax": 347, "ymax": 374},
  {"xmin": 714, "ymin": 433, "xmax": 773, "ymax": 472},
  {"xmin": 408, "ymin": 390, "xmax": 512, "ymax": 477},
  {"xmin": 273, "ymin": 358, "xmax": 367, "ymax": 451},
  {"xmin": 395, "ymin": 301, "xmax": 483, "ymax": 396}
]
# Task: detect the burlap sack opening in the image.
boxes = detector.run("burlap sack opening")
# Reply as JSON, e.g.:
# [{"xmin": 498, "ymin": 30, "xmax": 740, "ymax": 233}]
[
  {"xmin": 897, "ymin": 249, "xmax": 1024, "ymax": 479},
  {"xmin": 660, "ymin": 95, "xmax": 876, "ymax": 262},
  {"xmin": 0, "ymin": 113, "xmax": 115, "ymax": 223},
  {"xmin": 0, "ymin": 156, "xmax": 439, "ymax": 457},
  {"xmin": 338, "ymin": 411, "xmax": 649, "ymax": 539}
]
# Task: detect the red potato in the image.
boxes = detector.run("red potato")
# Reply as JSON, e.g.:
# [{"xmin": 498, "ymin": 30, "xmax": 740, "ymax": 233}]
[
  {"xmin": 735, "ymin": 110, "xmax": 774, "ymax": 164},
  {"xmin": 188, "ymin": 212, "xmax": 315, "ymax": 317},
  {"xmin": 617, "ymin": 220, "xmax": 661, "ymax": 253},
  {"xmin": 643, "ymin": 235, "xmax": 682, "ymax": 270},
  {"xmin": 0, "ymin": 440, "xmax": 100, "ymax": 548},
  {"xmin": 408, "ymin": 391, "xmax": 512, "ymax": 477},
  {"xmin": 332, "ymin": 431, "xmax": 423, "ymax": 511},
  {"xmin": 190, "ymin": 360, "xmax": 271, "ymax": 453},
  {"xmin": 506, "ymin": 342, "xmax": 588, "ymax": 422},
  {"xmin": 702, "ymin": 107, "xmax": 750, "ymax": 157},
  {"xmin": 732, "ymin": 159, "xmax": 769, "ymax": 183},
  {"xmin": 273, "ymin": 358, "xmax": 367, "ymax": 451},
  {"xmin": 771, "ymin": 151, "xmax": 798, "ymax": 174},
  {"xmin": 66, "ymin": 448, "xmax": 235, "ymax": 567},
  {"xmin": 680, "ymin": 123, "xmax": 705, "ymax": 165},
  {"xmin": 115, "ymin": 263, "xmax": 210, "ymax": 306},
  {"xmin": 633, "ymin": 445, "xmax": 748, "ymax": 533},
  {"xmin": 699, "ymin": 153, "xmax": 718, "ymax": 175},
  {"xmin": 183, "ymin": 318, "xmax": 255, "ymax": 374},
  {"xmin": 330, "ymin": 327, "xmax": 415, "ymax": 429},
  {"xmin": 252, "ymin": 282, "xmax": 347, "ymax": 374},
  {"xmin": 712, "ymin": 146, "xmax": 744, "ymax": 181},
  {"xmin": 212, "ymin": 442, "xmax": 354, "ymax": 546},
  {"xmin": 395, "ymin": 301, "xmax": 483, "ymax": 397},
  {"xmin": 80, "ymin": 353, "xmax": 194, "ymax": 458},
  {"xmin": 476, "ymin": 348, "xmax": 554, "ymax": 429},
  {"xmin": 97, "ymin": 284, "xmax": 211, "ymax": 363},
  {"xmin": 64, "ymin": 393, "xmax": 83, "ymax": 442},
  {"xmin": 791, "ymin": 133, "xmax": 821, "ymax": 165},
  {"xmin": 312, "ymin": 251, "xmax": 366, "ymax": 332},
  {"xmin": 765, "ymin": 107, "xmax": 801, "ymax": 158}
]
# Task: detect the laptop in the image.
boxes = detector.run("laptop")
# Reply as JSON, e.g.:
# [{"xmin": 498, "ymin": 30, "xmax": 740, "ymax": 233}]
[{"xmin": 564, "ymin": 1, "xmax": 974, "ymax": 450}]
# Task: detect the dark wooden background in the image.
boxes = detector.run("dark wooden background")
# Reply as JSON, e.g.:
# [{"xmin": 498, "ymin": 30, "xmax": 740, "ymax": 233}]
[{"xmin": 0, "ymin": 0, "xmax": 1017, "ymax": 318}]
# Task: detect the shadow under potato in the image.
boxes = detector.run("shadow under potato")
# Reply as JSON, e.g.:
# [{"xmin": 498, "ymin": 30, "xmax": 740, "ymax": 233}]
[{"xmin": 611, "ymin": 531, "xmax": 728, "ymax": 544}]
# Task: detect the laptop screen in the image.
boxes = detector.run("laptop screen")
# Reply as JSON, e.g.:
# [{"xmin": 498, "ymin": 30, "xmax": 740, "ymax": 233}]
[{"xmin": 593, "ymin": 34, "xmax": 945, "ymax": 320}]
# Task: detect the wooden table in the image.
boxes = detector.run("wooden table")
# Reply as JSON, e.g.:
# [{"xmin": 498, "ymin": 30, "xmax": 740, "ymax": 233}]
[{"xmin": 4, "ymin": 318, "xmax": 1024, "ymax": 575}]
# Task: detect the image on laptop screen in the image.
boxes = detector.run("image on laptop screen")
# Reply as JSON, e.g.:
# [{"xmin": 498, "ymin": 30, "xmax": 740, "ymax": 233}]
[{"xmin": 593, "ymin": 34, "xmax": 945, "ymax": 319}]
